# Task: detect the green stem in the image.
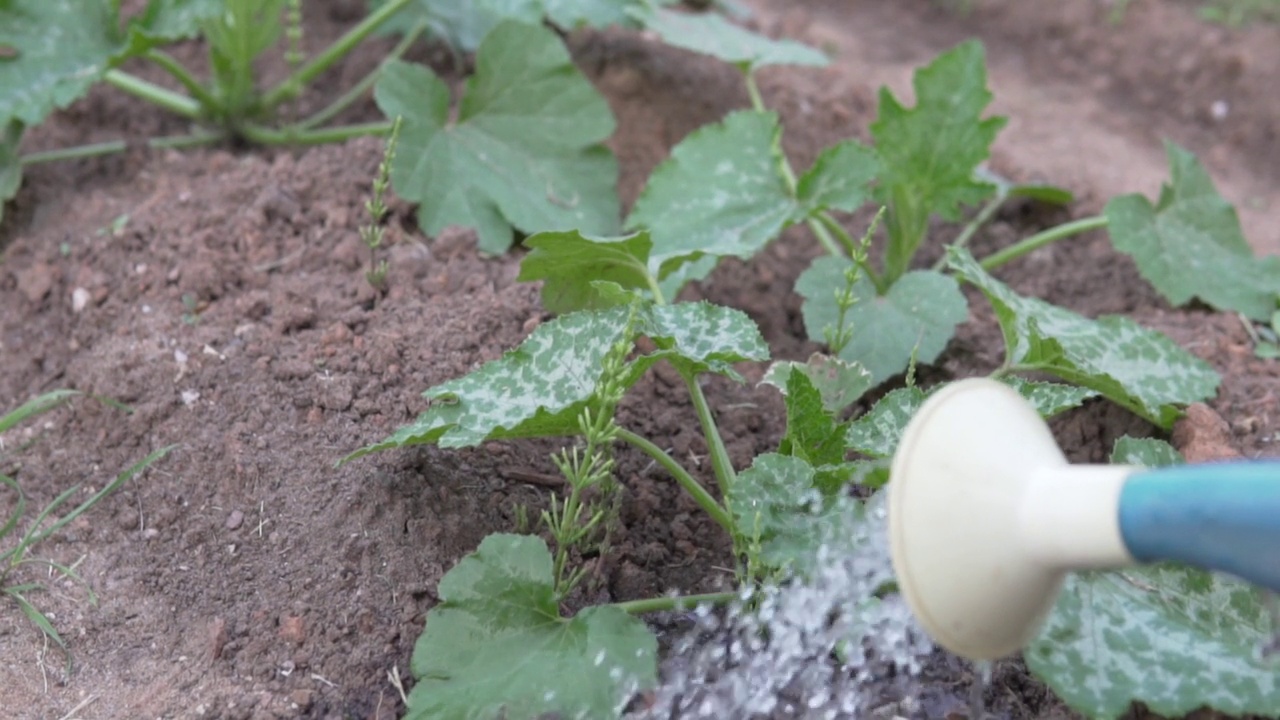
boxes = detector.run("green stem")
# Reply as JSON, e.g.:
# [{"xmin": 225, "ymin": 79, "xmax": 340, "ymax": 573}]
[
  {"xmin": 744, "ymin": 70, "xmax": 766, "ymax": 114},
  {"xmin": 617, "ymin": 429, "xmax": 733, "ymax": 533},
  {"xmin": 977, "ymin": 215, "xmax": 1108, "ymax": 271},
  {"xmin": 20, "ymin": 133, "xmax": 224, "ymax": 166},
  {"xmin": 295, "ymin": 22, "xmax": 425, "ymax": 131},
  {"xmin": 932, "ymin": 191, "xmax": 1008, "ymax": 271},
  {"xmin": 103, "ymin": 70, "xmax": 202, "ymax": 119},
  {"xmin": 685, "ymin": 375, "xmax": 737, "ymax": 497},
  {"xmin": 239, "ymin": 120, "xmax": 392, "ymax": 146},
  {"xmin": 142, "ymin": 50, "xmax": 219, "ymax": 113},
  {"xmin": 805, "ymin": 216, "xmax": 844, "ymax": 257},
  {"xmin": 261, "ymin": 0, "xmax": 417, "ymax": 109},
  {"xmin": 612, "ymin": 590, "xmax": 740, "ymax": 615}
]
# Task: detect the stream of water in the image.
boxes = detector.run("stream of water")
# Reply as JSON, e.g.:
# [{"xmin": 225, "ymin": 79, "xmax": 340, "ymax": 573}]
[{"xmin": 637, "ymin": 496, "xmax": 935, "ymax": 719}]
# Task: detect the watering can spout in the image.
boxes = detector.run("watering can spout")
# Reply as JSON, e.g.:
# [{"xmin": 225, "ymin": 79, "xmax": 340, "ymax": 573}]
[{"xmin": 887, "ymin": 378, "xmax": 1280, "ymax": 661}]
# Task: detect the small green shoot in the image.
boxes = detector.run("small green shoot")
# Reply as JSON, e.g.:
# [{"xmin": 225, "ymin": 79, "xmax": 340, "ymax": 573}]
[
  {"xmin": 0, "ymin": 391, "xmax": 174, "ymax": 672},
  {"xmin": 360, "ymin": 115, "xmax": 403, "ymax": 292}
]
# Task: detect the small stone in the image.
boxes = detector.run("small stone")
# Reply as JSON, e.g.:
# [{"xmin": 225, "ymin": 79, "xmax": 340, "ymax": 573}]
[
  {"xmin": 71, "ymin": 287, "xmax": 90, "ymax": 312},
  {"xmin": 289, "ymin": 690, "xmax": 312, "ymax": 709},
  {"xmin": 226, "ymin": 510, "xmax": 245, "ymax": 530},
  {"xmin": 278, "ymin": 615, "xmax": 306, "ymax": 645},
  {"xmin": 143, "ymin": 527, "xmax": 160, "ymax": 540}
]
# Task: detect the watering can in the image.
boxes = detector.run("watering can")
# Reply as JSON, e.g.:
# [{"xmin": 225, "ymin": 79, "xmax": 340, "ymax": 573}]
[{"xmin": 887, "ymin": 378, "xmax": 1280, "ymax": 660}]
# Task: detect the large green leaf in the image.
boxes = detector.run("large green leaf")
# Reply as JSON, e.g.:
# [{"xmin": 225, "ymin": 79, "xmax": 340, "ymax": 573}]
[
  {"xmin": 797, "ymin": 258, "xmax": 967, "ymax": 384},
  {"xmin": 628, "ymin": 111, "xmax": 876, "ymax": 291},
  {"xmin": 871, "ymin": 40, "xmax": 1006, "ymax": 275},
  {"xmin": 633, "ymin": 6, "xmax": 828, "ymax": 70},
  {"xmin": 1106, "ymin": 142, "xmax": 1280, "ymax": 321},
  {"xmin": 1028, "ymin": 566, "xmax": 1278, "ymax": 719},
  {"xmin": 0, "ymin": 0, "xmax": 121, "ymax": 127},
  {"xmin": 1000, "ymin": 377, "xmax": 1099, "ymax": 418},
  {"xmin": 0, "ymin": 0, "xmax": 218, "ymax": 128},
  {"xmin": 518, "ymin": 230, "xmax": 655, "ymax": 313},
  {"xmin": 343, "ymin": 302, "xmax": 766, "ymax": 457},
  {"xmin": 374, "ymin": 23, "xmax": 620, "ymax": 254},
  {"xmin": 948, "ymin": 247, "xmax": 1219, "ymax": 428},
  {"xmin": 408, "ymin": 534, "xmax": 656, "ymax": 720},
  {"xmin": 844, "ymin": 386, "xmax": 927, "ymax": 459}
]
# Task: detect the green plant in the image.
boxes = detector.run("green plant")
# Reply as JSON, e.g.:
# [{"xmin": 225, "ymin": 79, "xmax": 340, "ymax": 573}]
[
  {"xmin": 0, "ymin": 391, "xmax": 174, "ymax": 672},
  {"xmin": 360, "ymin": 115, "xmax": 403, "ymax": 292},
  {"xmin": 339, "ymin": 19, "xmax": 1279, "ymax": 720},
  {"xmin": 0, "ymin": 0, "xmax": 425, "ymax": 222}
]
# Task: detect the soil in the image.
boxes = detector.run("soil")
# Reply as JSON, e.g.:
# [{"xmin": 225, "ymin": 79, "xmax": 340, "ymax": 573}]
[{"xmin": 1, "ymin": 1, "xmax": 1278, "ymax": 719}]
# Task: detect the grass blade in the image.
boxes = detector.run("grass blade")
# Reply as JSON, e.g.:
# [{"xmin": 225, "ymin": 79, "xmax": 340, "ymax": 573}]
[{"xmin": 0, "ymin": 390, "xmax": 80, "ymax": 434}]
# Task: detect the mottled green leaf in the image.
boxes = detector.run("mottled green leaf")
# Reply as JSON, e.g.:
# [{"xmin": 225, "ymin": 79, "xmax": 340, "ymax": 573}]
[
  {"xmin": 844, "ymin": 386, "xmax": 927, "ymax": 458},
  {"xmin": 628, "ymin": 111, "xmax": 876, "ymax": 293},
  {"xmin": 518, "ymin": 230, "xmax": 655, "ymax": 312},
  {"xmin": 627, "ymin": 111, "xmax": 795, "ymax": 282},
  {"xmin": 374, "ymin": 23, "xmax": 619, "ymax": 254},
  {"xmin": 1106, "ymin": 142, "xmax": 1280, "ymax": 321},
  {"xmin": 948, "ymin": 247, "xmax": 1219, "ymax": 428},
  {"xmin": 1111, "ymin": 436, "xmax": 1184, "ymax": 468},
  {"xmin": 408, "ymin": 534, "xmax": 656, "ymax": 720},
  {"xmin": 871, "ymin": 40, "xmax": 1006, "ymax": 273},
  {"xmin": 1001, "ymin": 377, "xmax": 1099, "ymax": 418},
  {"xmin": 640, "ymin": 301, "xmax": 770, "ymax": 380},
  {"xmin": 1027, "ymin": 565, "xmax": 1276, "ymax": 719},
  {"xmin": 343, "ymin": 302, "xmax": 766, "ymax": 458},
  {"xmin": 728, "ymin": 454, "xmax": 864, "ymax": 577},
  {"xmin": 761, "ymin": 354, "xmax": 873, "ymax": 414},
  {"xmin": 634, "ymin": 7, "xmax": 828, "ymax": 70},
  {"xmin": 797, "ymin": 257, "xmax": 967, "ymax": 384}
]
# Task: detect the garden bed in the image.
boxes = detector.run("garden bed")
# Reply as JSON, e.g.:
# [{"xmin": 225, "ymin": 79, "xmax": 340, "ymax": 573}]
[{"xmin": 1, "ymin": 1, "xmax": 1277, "ymax": 718}]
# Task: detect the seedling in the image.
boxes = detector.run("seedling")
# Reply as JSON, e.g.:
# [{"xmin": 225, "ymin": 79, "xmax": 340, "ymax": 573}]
[
  {"xmin": 0, "ymin": 391, "xmax": 173, "ymax": 673},
  {"xmin": 360, "ymin": 116, "xmax": 402, "ymax": 293}
]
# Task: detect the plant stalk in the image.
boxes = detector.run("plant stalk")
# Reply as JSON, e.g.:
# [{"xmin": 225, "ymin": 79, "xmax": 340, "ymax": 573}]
[
  {"xmin": 239, "ymin": 120, "xmax": 392, "ymax": 146},
  {"xmin": 977, "ymin": 215, "xmax": 1108, "ymax": 271},
  {"xmin": 295, "ymin": 22, "xmax": 426, "ymax": 131},
  {"xmin": 20, "ymin": 133, "xmax": 224, "ymax": 166},
  {"xmin": 261, "ymin": 0, "xmax": 417, "ymax": 109},
  {"xmin": 142, "ymin": 50, "xmax": 220, "ymax": 113},
  {"xmin": 617, "ymin": 429, "xmax": 733, "ymax": 532},
  {"xmin": 932, "ymin": 191, "xmax": 1008, "ymax": 271},
  {"xmin": 103, "ymin": 70, "xmax": 203, "ymax": 119},
  {"xmin": 685, "ymin": 375, "xmax": 738, "ymax": 496}
]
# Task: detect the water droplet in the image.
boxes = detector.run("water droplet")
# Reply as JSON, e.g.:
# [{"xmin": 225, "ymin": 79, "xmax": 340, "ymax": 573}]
[
  {"xmin": 638, "ymin": 495, "xmax": 933, "ymax": 717},
  {"xmin": 969, "ymin": 659, "xmax": 993, "ymax": 718}
]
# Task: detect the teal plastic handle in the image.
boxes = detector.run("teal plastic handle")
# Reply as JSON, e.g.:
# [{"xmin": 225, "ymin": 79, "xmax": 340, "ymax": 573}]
[{"xmin": 1119, "ymin": 462, "xmax": 1280, "ymax": 591}]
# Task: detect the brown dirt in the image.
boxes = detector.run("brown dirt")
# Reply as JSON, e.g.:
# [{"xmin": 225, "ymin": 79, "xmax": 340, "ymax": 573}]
[{"xmin": 1, "ymin": 1, "xmax": 1278, "ymax": 719}]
